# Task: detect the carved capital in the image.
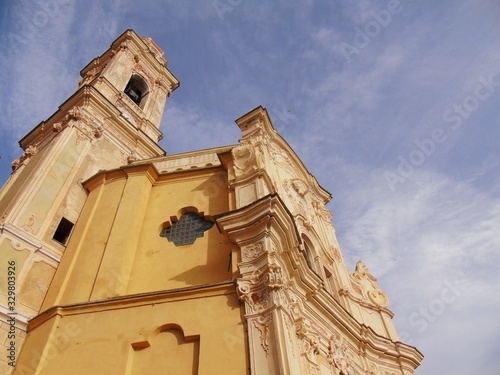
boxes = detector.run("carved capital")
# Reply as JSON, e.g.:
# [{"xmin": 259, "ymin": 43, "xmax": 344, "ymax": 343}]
[
  {"xmin": 264, "ymin": 264, "xmax": 286, "ymax": 290},
  {"xmin": 237, "ymin": 273, "xmax": 271, "ymax": 314}
]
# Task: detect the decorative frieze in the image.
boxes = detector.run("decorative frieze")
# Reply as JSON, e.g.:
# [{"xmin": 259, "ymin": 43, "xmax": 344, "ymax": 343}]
[{"xmin": 152, "ymin": 152, "xmax": 221, "ymax": 173}]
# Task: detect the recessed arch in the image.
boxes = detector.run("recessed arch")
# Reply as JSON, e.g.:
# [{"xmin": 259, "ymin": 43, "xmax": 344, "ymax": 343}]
[{"xmin": 129, "ymin": 323, "xmax": 200, "ymax": 374}]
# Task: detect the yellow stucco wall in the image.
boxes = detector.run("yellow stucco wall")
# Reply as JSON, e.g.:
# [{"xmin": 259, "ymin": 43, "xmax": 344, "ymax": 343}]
[
  {"xmin": 15, "ymin": 161, "xmax": 248, "ymax": 374},
  {"xmin": 15, "ymin": 284, "xmax": 247, "ymax": 375},
  {"xmin": 42, "ymin": 163, "xmax": 232, "ymax": 309}
]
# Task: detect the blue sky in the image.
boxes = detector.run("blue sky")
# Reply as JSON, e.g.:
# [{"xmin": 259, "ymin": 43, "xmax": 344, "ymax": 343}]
[{"xmin": 1, "ymin": 1, "xmax": 500, "ymax": 373}]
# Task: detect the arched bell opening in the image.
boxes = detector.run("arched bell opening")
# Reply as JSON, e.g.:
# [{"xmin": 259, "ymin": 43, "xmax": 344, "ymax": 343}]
[{"xmin": 124, "ymin": 73, "xmax": 150, "ymax": 109}]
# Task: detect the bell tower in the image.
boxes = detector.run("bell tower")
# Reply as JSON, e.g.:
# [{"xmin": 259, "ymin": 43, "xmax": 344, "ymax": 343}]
[{"xmin": 0, "ymin": 29, "xmax": 178, "ymax": 371}]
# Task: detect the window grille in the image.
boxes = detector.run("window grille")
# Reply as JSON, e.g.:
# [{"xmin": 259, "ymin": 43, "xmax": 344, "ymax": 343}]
[{"xmin": 160, "ymin": 211, "xmax": 214, "ymax": 246}]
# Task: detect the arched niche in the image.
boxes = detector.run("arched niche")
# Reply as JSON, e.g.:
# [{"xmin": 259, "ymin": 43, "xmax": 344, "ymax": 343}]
[{"xmin": 129, "ymin": 323, "xmax": 200, "ymax": 374}]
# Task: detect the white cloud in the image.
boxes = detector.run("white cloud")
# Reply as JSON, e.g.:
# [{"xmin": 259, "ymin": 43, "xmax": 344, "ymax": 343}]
[{"xmin": 327, "ymin": 160, "xmax": 500, "ymax": 373}]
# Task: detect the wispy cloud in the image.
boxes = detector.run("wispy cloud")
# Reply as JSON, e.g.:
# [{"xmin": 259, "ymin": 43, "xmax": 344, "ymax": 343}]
[{"xmin": 331, "ymin": 161, "xmax": 500, "ymax": 374}]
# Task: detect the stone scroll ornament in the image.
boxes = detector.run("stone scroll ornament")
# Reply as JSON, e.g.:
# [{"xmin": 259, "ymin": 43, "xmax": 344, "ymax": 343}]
[{"xmin": 352, "ymin": 260, "xmax": 389, "ymax": 307}]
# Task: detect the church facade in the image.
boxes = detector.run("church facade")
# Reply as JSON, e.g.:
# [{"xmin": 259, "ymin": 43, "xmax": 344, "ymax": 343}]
[{"xmin": 0, "ymin": 30, "xmax": 422, "ymax": 374}]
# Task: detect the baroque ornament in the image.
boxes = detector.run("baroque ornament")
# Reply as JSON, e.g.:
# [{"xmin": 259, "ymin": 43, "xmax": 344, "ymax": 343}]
[
  {"xmin": 11, "ymin": 144, "xmax": 38, "ymax": 172},
  {"xmin": 263, "ymin": 264, "xmax": 286, "ymax": 290},
  {"xmin": 328, "ymin": 334, "xmax": 356, "ymax": 375},
  {"xmin": 290, "ymin": 178, "xmax": 309, "ymax": 197},
  {"xmin": 232, "ymin": 144, "xmax": 257, "ymax": 177},
  {"xmin": 352, "ymin": 260, "xmax": 389, "ymax": 307},
  {"xmin": 295, "ymin": 316, "xmax": 319, "ymax": 366},
  {"xmin": 242, "ymin": 242, "xmax": 265, "ymax": 260},
  {"xmin": 312, "ymin": 200, "xmax": 333, "ymax": 222},
  {"xmin": 237, "ymin": 278, "xmax": 271, "ymax": 314},
  {"xmin": 253, "ymin": 314, "xmax": 272, "ymax": 356},
  {"xmin": 353, "ymin": 260, "xmax": 377, "ymax": 282}
]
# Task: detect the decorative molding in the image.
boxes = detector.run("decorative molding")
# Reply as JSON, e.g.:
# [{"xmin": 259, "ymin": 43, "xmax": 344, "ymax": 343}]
[
  {"xmin": 295, "ymin": 316, "xmax": 319, "ymax": 366},
  {"xmin": 253, "ymin": 314, "xmax": 272, "ymax": 356},
  {"xmin": 152, "ymin": 152, "xmax": 220, "ymax": 173},
  {"xmin": 133, "ymin": 63, "xmax": 155, "ymax": 86}
]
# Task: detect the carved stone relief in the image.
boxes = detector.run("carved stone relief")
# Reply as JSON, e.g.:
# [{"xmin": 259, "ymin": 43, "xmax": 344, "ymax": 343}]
[
  {"xmin": 295, "ymin": 316, "xmax": 320, "ymax": 373},
  {"xmin": 352, "ymin": 260, "xmax": 388, "ymax": 308},
  {"xmin": 237, "ymin": 275, "xmax": 271, "ymax": 314},
  {"xmin": 12, "ymin": 144, "xmax": 38, "ymax": 172},
  {"xmin": 312, "ymin": 200, "xmax": 333, "ymax": 223},
  {"xmin": 253, "ymin": 313, "xmax": 272, "ymax": 356},
  {"xmin": 328, "ymin": 334, "xmax": 356, "ymax": 375},
  {"xmin": 242, "ymin": 242, "xmax": 265, "ymax": 260},
  {"xmin": 283, "ymin": 178, "xmax": 311, "ymax": 220},
  {"xmin": 21, "ymin": 212, "xmax": 38, "ymax": 233},
  {"xmin": 232, "ymin": 144, "xmax": 257, "ymax": 178}
]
